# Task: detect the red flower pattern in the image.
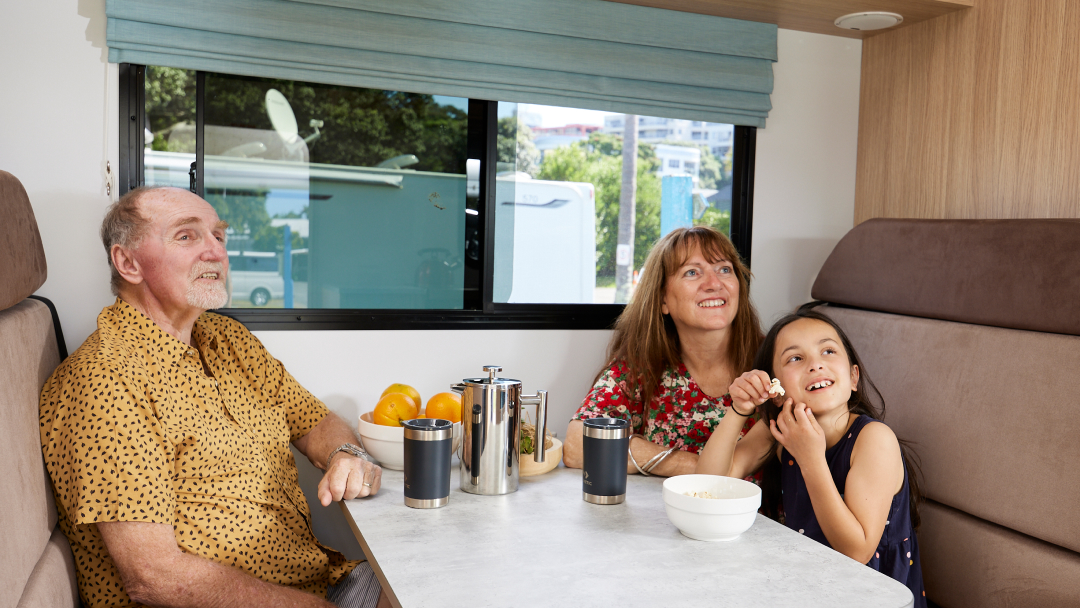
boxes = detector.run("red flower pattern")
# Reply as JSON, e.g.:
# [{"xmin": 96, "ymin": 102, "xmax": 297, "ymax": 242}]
[{"xmin": 573, "ymin": 361, "xmax": 756, "ymax": 455}]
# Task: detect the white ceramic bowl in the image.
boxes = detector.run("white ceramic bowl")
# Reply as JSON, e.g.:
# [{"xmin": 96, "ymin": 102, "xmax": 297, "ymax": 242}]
[
  {"xmin": 357, "ymin": 412, "xmax": 461, "ymax": 471},
  {"xmin": 662, "ymin": 474, "xmax": 762, "ymax": 541}
]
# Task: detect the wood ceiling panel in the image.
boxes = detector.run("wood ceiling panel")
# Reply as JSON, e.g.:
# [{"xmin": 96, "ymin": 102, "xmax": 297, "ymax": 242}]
[{"xmin": 606, "ymin": 0, "xmax": 972, "ymax": 39}]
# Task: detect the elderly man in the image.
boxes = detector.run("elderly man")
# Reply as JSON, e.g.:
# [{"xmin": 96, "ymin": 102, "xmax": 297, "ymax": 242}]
[{"xmin": 40, "ymin": 186, "xmax": 388, "ymax": 608}]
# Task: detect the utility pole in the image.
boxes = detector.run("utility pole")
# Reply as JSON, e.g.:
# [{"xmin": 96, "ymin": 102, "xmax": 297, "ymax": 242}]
[{"xmin": 615, "ymin": 114, "xmax": 638, "ymax": 304}]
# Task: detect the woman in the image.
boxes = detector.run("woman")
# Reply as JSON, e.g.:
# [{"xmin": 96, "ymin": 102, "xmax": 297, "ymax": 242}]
[{"xmin": 563, "ymin": 226, "xmax": 764, "ymax": 477}]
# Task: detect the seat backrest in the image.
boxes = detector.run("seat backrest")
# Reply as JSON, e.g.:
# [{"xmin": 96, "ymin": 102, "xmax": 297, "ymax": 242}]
[
  {"xmin": 811, "ymin": 218, "xmax": 1080, "ymax": 608},
  {"xmin": 0, "ymin": 170, "xmax": 79, "ymax": 608}
]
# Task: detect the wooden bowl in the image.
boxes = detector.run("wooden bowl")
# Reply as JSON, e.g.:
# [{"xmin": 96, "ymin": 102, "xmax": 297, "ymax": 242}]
[{"xmin": 519, "ymin": 437, "xmax": 562, "ymax": 477}]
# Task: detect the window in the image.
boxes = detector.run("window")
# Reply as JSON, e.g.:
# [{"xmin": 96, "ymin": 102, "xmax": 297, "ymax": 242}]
[
  {"xmin": 120, "ymin": 65, "xmax": 757, "ymax": 328},
  {"xmin": 691, "ymin": 132, "xmax": 702, "ymax": 140}
]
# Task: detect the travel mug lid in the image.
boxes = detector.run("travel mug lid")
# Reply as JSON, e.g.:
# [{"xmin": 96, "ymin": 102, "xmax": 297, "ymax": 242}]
[
  {"xmin": 402, "ymin": 418, "xmax": 454, "ymax": 441},
  {"xmin": 583, "ymin": 417, "xmax": 630, "ymax": 439}
]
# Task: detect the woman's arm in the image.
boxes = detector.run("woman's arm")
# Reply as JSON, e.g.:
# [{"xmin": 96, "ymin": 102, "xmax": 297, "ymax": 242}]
[
  {"xmin": 564, "ymin": 420, "xmax": 697, "ymax": 476},
  {"xmin": 773, "ymin": 403, "xmax": 904, "ymax": 564},
  {"xmin": 696, "ymin": 370, "xmax": 777, "ymax": 478}
]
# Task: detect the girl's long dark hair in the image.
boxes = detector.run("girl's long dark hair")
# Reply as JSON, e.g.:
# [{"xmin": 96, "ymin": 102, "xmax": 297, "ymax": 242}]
[{"xmin": 756, "ymin": 308, "xmax": 923, "ymax": 530}]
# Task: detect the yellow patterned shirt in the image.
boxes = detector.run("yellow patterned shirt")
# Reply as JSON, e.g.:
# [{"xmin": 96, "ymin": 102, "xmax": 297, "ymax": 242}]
[{"xmin": 40, "ymin": 298, "xmax": 354, "ymax": 607}]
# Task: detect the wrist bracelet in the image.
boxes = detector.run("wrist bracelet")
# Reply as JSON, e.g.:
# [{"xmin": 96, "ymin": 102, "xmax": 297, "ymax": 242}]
[
  {"xmin": 628, "ymin": 435, "xmax": 650, "ymax": 476},
  {"xmin": 326, "ymin": 443, "xmax": 377, "ymax": 470},
  {"xmin": 728, "ymin": 403, "xmax": 754, "ymax": 417},
  {"xmin": 644, "ymin": 447, "xmax": 676, "ymax": 473}
]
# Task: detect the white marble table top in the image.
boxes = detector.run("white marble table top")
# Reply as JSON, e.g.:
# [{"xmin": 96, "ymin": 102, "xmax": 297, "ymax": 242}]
[{"xmin": 341, "ymin": 465, "xmax": 914, "ymax": 608}]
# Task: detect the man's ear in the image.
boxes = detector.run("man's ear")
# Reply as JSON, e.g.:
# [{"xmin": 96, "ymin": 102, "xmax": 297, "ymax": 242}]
[{"xmin": 111, "ymin": 244, "xmax": 144, "ymax": 286}]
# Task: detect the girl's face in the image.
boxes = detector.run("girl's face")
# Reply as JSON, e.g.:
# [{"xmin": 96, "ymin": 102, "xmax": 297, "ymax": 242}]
[
  {"xmin": 771, "ymin": 318, "xmax": 859, "ymax": 414},
  {"xmin": 660, "ymin": 244, "xmax": 740, "ymax": 337}
]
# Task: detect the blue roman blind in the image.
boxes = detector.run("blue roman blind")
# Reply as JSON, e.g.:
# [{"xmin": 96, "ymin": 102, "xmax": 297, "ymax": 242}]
[{"xmin": 106, "ymin": 0, "xmax": 776, "ymax": 126}]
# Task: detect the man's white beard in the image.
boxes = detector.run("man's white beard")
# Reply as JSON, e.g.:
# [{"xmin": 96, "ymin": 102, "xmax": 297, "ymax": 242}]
[{"xmin": 188, "ymin": 263, "xmax": 229, "ymax": 310}]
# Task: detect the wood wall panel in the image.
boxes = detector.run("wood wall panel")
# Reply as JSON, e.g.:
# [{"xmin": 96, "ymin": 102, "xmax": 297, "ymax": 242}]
[{"xmin": 855, "ymin": 0, "xmax": 1080, "ymax": 223}]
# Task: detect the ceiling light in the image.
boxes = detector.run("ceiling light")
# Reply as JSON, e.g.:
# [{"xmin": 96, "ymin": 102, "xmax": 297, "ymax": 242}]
[{"xmin": 834, "ymin": 12, "xmax": 903, "ymax": 31}]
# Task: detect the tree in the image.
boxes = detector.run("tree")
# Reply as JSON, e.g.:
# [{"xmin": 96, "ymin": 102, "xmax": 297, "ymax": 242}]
[
  {"xmin": 615, "ymin": 115, "xmax": 638, "ymax": 303},
  {"xmin": 497, "ymin": 116, "xmax": 540, "ymax": 176},
  {"xmin": 538, "ymin": 132, "xmax": 660, "ymax": 281}
]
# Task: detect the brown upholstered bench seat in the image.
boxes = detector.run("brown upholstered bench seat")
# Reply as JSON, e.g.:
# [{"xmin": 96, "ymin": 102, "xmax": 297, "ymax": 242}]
[{"xmin": 811, "ymin": 218, "xmax": 1080, "ymax": 608}]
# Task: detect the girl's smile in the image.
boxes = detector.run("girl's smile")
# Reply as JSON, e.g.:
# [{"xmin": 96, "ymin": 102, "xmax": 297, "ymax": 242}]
[{"xmin": 772, "ymin": 318, "xmax": 859, "ymax": 416}]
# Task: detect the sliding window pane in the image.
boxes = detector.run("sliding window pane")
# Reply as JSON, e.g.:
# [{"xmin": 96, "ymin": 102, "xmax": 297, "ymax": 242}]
[
  {"xmin": 144, "ymin": 67, "xmax": 197, "ymax": 189},
  {"xmin": 494, "ymin": 102, "xmax": 733, "ymax": 305},
  {"xmin": 201, "ymin": 74, "xmax": 468, "ymax": 309}
]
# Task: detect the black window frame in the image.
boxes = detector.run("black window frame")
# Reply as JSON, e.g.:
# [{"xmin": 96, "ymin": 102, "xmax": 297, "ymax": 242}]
[{"xmin": 120, "ymin": 64, "xmax": 756, "ymax": 331}]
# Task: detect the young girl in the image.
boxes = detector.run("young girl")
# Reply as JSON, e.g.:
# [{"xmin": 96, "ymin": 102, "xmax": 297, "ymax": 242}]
[{"xmin": 697, "ymin": 309, "xmax": 926, "ymax": 607}]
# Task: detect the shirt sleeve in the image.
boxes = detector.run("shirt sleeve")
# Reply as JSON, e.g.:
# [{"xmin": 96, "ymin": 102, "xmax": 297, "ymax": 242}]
[
  {"xmin": 571, "ymin": 362, "xmax": 641, "ymax": 430},
  {"xmin": 39, "ymin": 358, "xmax": 176, "ymax": 529}
]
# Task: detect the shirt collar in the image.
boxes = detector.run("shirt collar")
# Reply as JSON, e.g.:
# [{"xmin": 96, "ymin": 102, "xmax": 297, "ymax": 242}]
[{"xmin": 106, "ymin": 297, "xmax": 218, "ymax": 361}]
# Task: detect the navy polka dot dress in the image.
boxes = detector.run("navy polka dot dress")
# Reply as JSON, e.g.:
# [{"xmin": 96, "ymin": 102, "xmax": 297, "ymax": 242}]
[{"xmin": 781, "ymin": 415, "xmax": 926, "ymax": 607}]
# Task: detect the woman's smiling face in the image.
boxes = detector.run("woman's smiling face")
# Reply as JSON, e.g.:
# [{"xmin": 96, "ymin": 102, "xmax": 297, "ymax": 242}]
[
  {"xmin": 771, "ymin": 318, "xmax": 860, "ymax": 414},
  {"xmin": 660, "ymin": 244, "xmax": 740, "ymax": 337}
]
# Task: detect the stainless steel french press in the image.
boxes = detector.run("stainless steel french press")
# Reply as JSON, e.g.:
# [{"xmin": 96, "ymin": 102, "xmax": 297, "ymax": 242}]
[{"xmin": 451, "ymin": 365, "xmax": 548, "ymax": 495}]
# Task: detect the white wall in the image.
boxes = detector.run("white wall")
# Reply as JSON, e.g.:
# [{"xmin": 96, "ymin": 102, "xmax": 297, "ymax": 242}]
[
  {"xmin": 1, "ymin": 0, "xmax": 862, "ymax": 557},
  {"xmin": 751, "ymin": 30, "xmax": 862, "ymax": 326}
]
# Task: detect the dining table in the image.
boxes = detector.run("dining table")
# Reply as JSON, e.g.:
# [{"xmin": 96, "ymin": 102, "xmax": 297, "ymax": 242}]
[{"xmin": 341, "ymin": 464, "xmax": 915, "ymax": 608}]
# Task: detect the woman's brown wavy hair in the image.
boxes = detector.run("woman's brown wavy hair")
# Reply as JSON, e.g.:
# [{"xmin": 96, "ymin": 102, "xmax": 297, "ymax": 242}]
[{"xmin": 597, "ymin": 226, "xmax": 763, "ymax": 432}]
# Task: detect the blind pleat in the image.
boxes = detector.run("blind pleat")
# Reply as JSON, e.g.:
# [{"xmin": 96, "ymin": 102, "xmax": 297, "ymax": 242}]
[{"xmin": 106, "ymin": 0, "xmax": 776, "ymax": 126}]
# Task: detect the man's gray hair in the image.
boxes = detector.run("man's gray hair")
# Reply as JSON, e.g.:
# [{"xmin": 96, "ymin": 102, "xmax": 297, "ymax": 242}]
[{"xmin": 101, "ymin": 186, "xmax": 163, "ymax": 296}]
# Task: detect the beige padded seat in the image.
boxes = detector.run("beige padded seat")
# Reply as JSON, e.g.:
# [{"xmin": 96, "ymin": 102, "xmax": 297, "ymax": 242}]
[{"xmin": 0, "ymin": 170, "xmax": 79, "ymax": 608}]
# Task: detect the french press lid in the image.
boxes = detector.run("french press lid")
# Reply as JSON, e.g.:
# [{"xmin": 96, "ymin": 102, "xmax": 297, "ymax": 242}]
[{"xmin": 460, "ymin": 365, "xmax": 521, "ymax": 387}]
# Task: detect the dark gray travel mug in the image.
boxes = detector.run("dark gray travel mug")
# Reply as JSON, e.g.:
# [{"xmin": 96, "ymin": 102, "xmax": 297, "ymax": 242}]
[
  {"xmin": 582, "ymin": 417, "xmax": 630, "ymax": 505},
  {"xmin": 402, "ymin": 419, "xmax": 453, "ymax": 508}
]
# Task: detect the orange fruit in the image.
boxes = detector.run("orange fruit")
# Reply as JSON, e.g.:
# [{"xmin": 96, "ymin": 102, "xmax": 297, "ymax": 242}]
[
  {"xmin": 372, "ymin": 392, "xmax": 419, "ymax": 426},
  {"xmin": 381, "ymin": 383, "xmax": 422, "ymax": 411},
  {"xmin": 424, "ymin": 392, "xmax": 463, "ymax": 423}
]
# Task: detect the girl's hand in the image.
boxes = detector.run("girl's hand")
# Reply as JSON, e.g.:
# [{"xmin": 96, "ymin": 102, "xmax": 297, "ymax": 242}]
[
  {"xmin": 769, "ymin": 399, "xmax": 826, "ymax": 465},
  {"xmin": 728, "ymin": 370, "xmax": 779, "ymax": 415}
]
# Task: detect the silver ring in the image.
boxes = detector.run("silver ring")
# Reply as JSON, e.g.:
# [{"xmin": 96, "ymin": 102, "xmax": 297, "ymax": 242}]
[{"xmin": 363, "ymin": 482, "xmax": 372, "ymax": 487}]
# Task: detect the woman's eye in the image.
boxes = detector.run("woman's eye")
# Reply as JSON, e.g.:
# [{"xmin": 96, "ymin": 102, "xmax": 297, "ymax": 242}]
[
  {"xmin": 824, "ymin": 348, "xmax": 837, "ymax": 355},
  {"xmin": 786, "ymin": 355, "xmax": 802, "ymax": 364},
  {"xmin": 684, "ymin": 269, "xmax": 698, "ymax": 277},
  {"xmin": 719, "ymin": 265, "xmax": 732, "ymax": 274}
]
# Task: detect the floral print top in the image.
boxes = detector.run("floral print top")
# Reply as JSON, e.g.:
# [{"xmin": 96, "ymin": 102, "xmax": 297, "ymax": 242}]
[{"xmin": 573, "ymin": 361, "xmax": 757, "ymax": 454}]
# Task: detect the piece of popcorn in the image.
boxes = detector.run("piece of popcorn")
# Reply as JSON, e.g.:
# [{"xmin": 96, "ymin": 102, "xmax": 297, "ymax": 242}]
[{"xmin": 769, "ymin": 378, "xmax": 785, "ymax": 397}]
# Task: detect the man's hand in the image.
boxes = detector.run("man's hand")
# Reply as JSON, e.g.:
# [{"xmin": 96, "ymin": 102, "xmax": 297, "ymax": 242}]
[
  {"xmin": 294, "ymin": 411, "xmax": 385, "ymax": 505},
  {"xmin": 319, "ymin": 452, "xmax": 382, "ymax": 506}
]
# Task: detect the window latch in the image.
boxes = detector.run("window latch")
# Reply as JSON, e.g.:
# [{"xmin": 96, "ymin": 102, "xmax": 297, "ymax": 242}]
[{"xmin": 188, "ymin": 162, "xmax": 197, "ymax": 193}]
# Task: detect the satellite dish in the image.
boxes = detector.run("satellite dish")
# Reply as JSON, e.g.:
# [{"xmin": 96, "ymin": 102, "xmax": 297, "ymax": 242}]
[{"xmin": 265, "ymin": 89, "xmax": 299, "ymax": 143}]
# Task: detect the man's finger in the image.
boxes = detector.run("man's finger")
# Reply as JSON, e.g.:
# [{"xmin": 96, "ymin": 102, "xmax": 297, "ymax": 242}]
[
  {"xmin": 318, "ymin": 475, "xmax": 333, "ymax": 507},
  {"xmin": 369, "ymin": 466, "xmax": 382, "ymax": 494}
]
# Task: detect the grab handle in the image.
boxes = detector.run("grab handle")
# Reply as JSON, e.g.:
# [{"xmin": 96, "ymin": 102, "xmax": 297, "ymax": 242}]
[
  {"xmin": 470, "ymin": 404, "xmax": 483, "ymax": 483},
  {"xmin": 521, "ymin": 390, "xmax": 548, "ymax": 463}
]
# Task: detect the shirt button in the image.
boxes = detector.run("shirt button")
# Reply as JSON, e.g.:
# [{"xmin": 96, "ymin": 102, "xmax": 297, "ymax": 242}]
[{"xmin": 187, "ymin": 350, "xmax": 195, "ymax": 356}]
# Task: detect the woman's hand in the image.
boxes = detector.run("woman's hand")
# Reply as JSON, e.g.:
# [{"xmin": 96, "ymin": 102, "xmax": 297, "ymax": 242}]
[
  {"xmin": 728, "ymin": 370, "xmax": 779, "ymax": 415},
  {"xmin": 769, "ymin": 398, "xmax": 826, "ymax": 466}
]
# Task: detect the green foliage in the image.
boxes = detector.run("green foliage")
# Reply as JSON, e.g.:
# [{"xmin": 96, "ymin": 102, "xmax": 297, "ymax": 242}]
[
  {"xmin": 538, "ymin": 133, "xmax": 661, "ymax": 278},
  {"xmin": 203, "ymin": 74, "xmax": 469, "ymax": 173},
  {"xmin": 497, "ymin": 117, "xmax": 540, "ymax": 176},
  {"xmin": 145, "ymin": 67, "xmax": 196, "ymax": 152}
]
